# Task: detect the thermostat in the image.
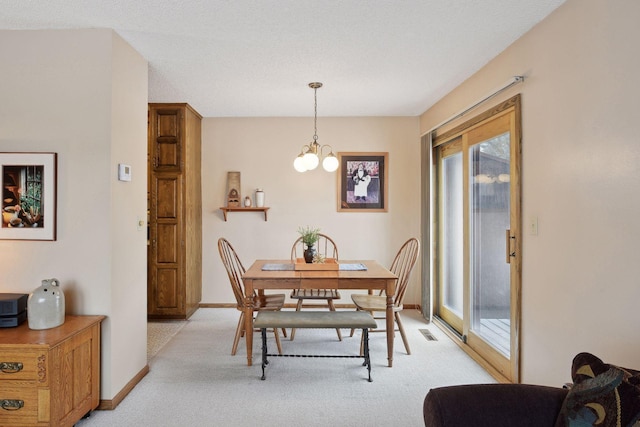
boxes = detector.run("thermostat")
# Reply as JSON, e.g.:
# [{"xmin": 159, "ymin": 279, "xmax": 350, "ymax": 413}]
[{"xmin": 118, "ymin": 164, "xmax": 132, "ymax": 181}]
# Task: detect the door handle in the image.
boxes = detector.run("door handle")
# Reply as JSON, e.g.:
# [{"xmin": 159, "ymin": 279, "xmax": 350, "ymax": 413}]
[{"xmin": 505, "ymin": 230, "xmax": 516, "ymax": 263}]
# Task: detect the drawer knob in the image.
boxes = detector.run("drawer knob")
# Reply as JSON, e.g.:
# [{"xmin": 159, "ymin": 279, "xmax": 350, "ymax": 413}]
[
  {"xmin": 1, "ymin": 399, "xmax": 24, "ymax": 411},
  {"xmin": 0, "ymin": 362, "xmax": 23, "ymax": 374}
]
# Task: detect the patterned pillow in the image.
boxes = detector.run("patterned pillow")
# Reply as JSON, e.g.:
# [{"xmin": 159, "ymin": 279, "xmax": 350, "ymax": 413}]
[{"xmin": 555, "ymin": 352, "xmax": 640, "ymax": 427}]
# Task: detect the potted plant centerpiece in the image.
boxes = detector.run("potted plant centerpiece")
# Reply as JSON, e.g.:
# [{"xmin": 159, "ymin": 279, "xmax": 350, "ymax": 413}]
[{"xmin": 297, "ymin": 226, "xmax": 320, "ymax": 263}]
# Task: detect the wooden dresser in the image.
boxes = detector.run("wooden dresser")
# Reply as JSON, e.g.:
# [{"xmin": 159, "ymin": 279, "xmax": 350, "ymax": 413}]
[{"xmin": 0, "ymin": 315, "xmax": 104, "ymax": 427}]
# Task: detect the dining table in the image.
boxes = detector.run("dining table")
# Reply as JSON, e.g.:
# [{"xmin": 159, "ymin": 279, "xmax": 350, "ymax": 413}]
[{"xmin": 242, "ymin": 259, "xmax": 398, "ymax": 367}]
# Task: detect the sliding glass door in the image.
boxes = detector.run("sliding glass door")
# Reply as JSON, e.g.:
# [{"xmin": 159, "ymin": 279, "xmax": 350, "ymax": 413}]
[{"xmin": 434, "ymin": 95, "xmax": 521, "ymax": 381}]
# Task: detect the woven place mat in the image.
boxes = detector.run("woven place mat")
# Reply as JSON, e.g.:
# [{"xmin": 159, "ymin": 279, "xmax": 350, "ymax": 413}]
[{"xmin": 261, "ymin": 263, "xmax": 367, "ymax": 271}]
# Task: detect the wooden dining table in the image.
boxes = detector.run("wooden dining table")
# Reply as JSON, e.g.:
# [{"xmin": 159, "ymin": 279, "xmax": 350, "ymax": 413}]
[{"xmin": 242, "ymin": 259, "xmax": 398, "ymax": 367}]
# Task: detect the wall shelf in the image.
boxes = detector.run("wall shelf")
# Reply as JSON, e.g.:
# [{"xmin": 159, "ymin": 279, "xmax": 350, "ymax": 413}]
[{"xmin": 220, "ymin": 207, "xmax": 269, "ymax": 221}]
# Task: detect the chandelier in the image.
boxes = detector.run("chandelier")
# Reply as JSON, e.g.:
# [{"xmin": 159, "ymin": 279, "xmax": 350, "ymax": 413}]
[{"xmin": 293, "ymin": 82, "xmax": 339, "ymax": 172}]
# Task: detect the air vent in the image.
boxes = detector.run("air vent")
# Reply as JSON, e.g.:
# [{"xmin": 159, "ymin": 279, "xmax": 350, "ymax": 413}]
[{"xmin": 419, "ymin": 328, "xmax": 437, "ymax": 341}]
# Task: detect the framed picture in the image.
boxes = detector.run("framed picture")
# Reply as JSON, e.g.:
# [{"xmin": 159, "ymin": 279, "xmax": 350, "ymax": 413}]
[
  {"xmin": 1, "ymin": 152, "xmax": 57, "ymax": 240},
  {"xmin": 337, "ymin": 152, "xmax": 388, "ymax": 212}
]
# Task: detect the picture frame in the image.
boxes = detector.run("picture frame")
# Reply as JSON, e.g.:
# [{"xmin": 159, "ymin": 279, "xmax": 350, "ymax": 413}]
[
  {"xmin": 1, "ymin": 152, "xmax": 57, "ymax": 240},
  {"xmin": 337, "ymin": 152, "xmax": 388, "ymax": 212}
]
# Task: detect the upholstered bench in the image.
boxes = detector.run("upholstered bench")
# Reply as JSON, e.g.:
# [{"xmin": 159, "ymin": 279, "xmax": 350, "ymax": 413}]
[{"xmin": 253, "ymin": 311, "xmax": 377, "ymax": 382}]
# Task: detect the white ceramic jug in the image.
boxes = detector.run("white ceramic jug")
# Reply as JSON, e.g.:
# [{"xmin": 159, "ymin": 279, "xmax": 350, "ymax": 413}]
[{"xmin": 27, "ymin": 278, "xmax": 65, "ymax": 330}]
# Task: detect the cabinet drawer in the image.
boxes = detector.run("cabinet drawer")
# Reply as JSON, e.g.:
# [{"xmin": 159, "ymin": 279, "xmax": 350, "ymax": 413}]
[
  {"xmin": 0, "ymin": 383, "xmax": 39, "ymax": 425},
  {"xmin": 0, "ymin": 350, "xmax": 43, "ymax": 382}
]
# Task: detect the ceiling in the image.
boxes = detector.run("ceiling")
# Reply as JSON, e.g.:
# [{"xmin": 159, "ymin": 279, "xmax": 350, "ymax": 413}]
[{"xmin": 0, "ymin": 0, "xmax": 565, "ymax": 117}]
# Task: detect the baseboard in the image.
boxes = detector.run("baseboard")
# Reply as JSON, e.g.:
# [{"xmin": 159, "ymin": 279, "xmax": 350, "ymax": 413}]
[{"xmin": 97, "ymin": 364, "xmax": 150, "ymax": 410}]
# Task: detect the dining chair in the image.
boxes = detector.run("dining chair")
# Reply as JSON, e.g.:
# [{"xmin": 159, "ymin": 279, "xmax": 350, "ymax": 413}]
[
  {"xmin": 289, "ymin": 233, "xmax": 342, "ymax": 341},
  {"xmin": 217, "ymin": 237, "xmax": 285, "ymax": 356},
  {"xmin": 350, "ymin": 237, "xmax": 420, "ymax": 355}
]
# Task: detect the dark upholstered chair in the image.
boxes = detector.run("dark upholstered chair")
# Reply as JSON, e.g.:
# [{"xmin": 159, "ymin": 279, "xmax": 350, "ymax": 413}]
[{"xmin": 423, "ymin": 383, "xmax": 568, "ymax": 427}]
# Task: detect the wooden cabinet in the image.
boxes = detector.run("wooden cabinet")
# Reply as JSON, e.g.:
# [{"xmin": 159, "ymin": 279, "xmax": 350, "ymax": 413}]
[
  {"xmin": 148, "ymin": 103, "xmax": 202, "ymax": 319},
  {"xmin": 0, "ymin": 315, "xmax": 104, "ymax": 427}
]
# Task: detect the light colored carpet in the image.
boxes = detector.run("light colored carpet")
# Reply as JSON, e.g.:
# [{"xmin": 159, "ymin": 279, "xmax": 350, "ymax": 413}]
[
  {"xmin": 78, "ymin": 308, "xmax": 495, "ymax": 427},
  {"xmin": 147, "ymin": 320, "xmax": 188, "ymax": 360}
]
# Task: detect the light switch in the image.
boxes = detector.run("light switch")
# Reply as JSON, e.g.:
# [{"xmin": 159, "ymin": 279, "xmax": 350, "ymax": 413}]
[{"xmin": 529, "ymin": 216, "xmax": 538, "ymax": 235}]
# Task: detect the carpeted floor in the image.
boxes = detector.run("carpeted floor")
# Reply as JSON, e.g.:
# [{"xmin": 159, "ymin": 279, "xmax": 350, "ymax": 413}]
[
  {"xmin": 147, "ymin": 320, "xmax": 188, "ymax": 360},
  {"xmin": 78, "ymin": 308, "xmax": 495, "ymax": 427}
]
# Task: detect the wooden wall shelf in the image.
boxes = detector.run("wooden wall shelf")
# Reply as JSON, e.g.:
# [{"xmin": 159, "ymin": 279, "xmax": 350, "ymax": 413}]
[{"xmin": 220, "ymin": 207, "xmax": 269, "ymax": 221}]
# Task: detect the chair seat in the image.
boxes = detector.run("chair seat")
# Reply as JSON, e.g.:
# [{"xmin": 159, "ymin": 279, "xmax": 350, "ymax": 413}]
[
  {"xmin": 351, "ymin": 294, "xmax": 402, "ymax": 312},
  {"xmin": 290, "ymin": 289, "xmax": 341, "ymax": 300}
]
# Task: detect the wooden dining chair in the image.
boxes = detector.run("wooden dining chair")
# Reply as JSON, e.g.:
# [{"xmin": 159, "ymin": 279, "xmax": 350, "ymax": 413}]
[
  {"xmin": 217, "ymin": 237, "xmax": 285, "ymax": 356},
  {"xmin": 289, "ymin": 233, "xmax": 342, "ymax": 341},
  {"xmin": 350, "ymin": 237, "xmax": 420, "ymax": 355}
]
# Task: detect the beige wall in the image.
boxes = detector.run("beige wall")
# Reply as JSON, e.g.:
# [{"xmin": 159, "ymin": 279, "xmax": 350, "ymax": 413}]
[
  {"xmin": 0, "ymin": 29, "xmax": 148, "ymax": 400},
  {"xmin": 202, "ymin": 117, "xmax": 422, "ymax": 306},
  {"xmin": 421, "ymin": 0, "xmax": 640, "ymax": 385}
]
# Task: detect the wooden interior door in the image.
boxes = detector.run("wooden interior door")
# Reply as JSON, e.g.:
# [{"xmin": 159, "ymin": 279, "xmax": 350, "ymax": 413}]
[
  {"xmin": 148, "ymin": 173, "xmax": 184, "ymax": 316},
  {"xmin": 148, "ymin": 106, "xmax": 184, "ymax": 317}
]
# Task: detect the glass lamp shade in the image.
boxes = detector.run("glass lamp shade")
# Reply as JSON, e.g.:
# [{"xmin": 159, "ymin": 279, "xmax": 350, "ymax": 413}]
[
  {"xmin": 322, "ymin": 154, "xmax": 339, "ymax": 172},
  {"xmin": 302, "ymin": 152, "xmax": 320, "ymax": 170},
  {"xmin": 293, "ymin": 156, "xmax": 307, "ymax": 172}
]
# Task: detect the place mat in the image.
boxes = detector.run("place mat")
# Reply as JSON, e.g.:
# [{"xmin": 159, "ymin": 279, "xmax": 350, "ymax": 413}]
[
  {"xmin": 338, "ymin": 263, "xmax": 367, "ymax": 271},
  {"xmin": 262, "ymin": 263, "xmax": 367, "ymax": 271},
  {"xmin": 261, "ymin": 263, "xmax": 294, "ymax": 271}
]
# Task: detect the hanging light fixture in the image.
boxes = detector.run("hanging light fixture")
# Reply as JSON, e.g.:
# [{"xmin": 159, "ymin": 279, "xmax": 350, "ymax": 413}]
[{"xmin": 293, "ymin": 82, "xmax": 339, "ymax": 173}]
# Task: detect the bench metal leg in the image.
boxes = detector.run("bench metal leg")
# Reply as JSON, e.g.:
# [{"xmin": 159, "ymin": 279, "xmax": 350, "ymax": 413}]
[
  {"xmin": 363, "ymin": 328, "xmax": 372, "ymax": 382},
  {"xmin": 261, "ymin": 328, "xmax": 268, "ymax": 380}
]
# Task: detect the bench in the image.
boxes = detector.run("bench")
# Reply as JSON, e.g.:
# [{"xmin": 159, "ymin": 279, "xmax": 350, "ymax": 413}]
[{"xmin": 253, "ymin": 310, "xmax": 377, "ymax": 382}]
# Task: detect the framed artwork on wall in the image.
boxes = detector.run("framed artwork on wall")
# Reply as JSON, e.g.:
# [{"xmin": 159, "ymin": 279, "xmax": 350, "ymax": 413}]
[
  {"xmin": 337, "ymin": 152, "xmax": 388, "ymax": 212},
  {"xmin": 1, "ymin": 152, "xmax": 57, "ymax": 240}
]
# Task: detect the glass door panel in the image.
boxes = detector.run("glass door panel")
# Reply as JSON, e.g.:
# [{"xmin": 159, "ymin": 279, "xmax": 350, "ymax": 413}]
[
  {"xmin": 469, "ymin": 133, "xmax": 511, "ymax": 357},
  {"xmin": 439, "ymin": 151, "xmax": 463, "ymax": 332}
]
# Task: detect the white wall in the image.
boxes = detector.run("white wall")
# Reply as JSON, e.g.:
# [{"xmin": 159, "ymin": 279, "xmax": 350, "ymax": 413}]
[
  {"xmin": 202, "ymin": 117, "xmax": 422, "ymax": 306},
  {"xmin": 0, "ymin": 29, "xmax": 148, "ymax": 400},
  {"xmin": 420, "ymin": 0, "xmax": 640, "ymax": 385}
]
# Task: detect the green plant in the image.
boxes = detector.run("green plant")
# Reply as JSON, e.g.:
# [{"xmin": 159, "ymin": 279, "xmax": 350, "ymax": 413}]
[{"xmin": 297, "ymin": 226, "xmax": 320, "ymax": 246}]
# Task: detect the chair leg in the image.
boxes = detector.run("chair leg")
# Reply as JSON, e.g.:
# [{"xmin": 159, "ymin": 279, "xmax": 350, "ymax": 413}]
[
  {"xmin": 395, "ymin": 312, "xmax": 411, "ymax": 354},
  {"xmin": 327, "ymin": 299, "xmax": 342, "ymax": 341},
  {"xmin": 232, "ymin": 312, "xmax": 245, "ymax": 356},
  {"xmin": 395, "ymin": 312, "xmax": 411, "ymax": 355},
  {"xmin": 290, "ymin": 298, "xmax": 304, "ymax": 341},
  {"xmin": 273, "ymin": 327, "xmax": 283, "ymax": 355}
]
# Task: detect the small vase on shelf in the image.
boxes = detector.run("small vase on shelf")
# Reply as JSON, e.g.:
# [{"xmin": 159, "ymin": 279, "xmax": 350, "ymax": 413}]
[
  {"xmin": 244, "ymin": 196, "xmax": 252, "ymax": 207},
  {"xmin": 255, "ymin": 189, "xmax": 265, "ymax": 207}
]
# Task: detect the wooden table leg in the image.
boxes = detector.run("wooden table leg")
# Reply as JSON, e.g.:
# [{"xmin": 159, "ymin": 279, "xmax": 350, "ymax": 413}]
[
  {"xmin": 244, "ymin": 279, "xmax": 255, "ymax": 366},
  {"xmin": 386, "ymin": 293, "xmax": 394, "ymax": 367}
]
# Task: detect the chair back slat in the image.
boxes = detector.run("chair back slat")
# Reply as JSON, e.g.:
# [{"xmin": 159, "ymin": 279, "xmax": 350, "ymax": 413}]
[
  {"xmin": 290, "ymin": 233, "xmax": 339, "ymax": 261},
  {"xmin": 388, "ymin": 238, "xmax": 420, "ymax": 307},
  {"xmin": 218, "ymin": 238, "xmax": 248, "ymax": 309}
]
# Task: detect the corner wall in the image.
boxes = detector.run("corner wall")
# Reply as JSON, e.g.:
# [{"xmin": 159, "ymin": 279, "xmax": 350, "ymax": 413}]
[
  {"xmin": 0, "ymin": 29, "xmax": 148, "ymax": 400},
  {"xmin": 420, "ymin": 0, "xmax": 640, "ymax": 385}
]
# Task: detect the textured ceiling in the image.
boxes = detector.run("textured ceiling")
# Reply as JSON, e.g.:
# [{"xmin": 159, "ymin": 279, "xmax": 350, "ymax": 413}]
[{"xmin": 0, "ymin": 0, "xmax": 565, "ymax": 117}]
